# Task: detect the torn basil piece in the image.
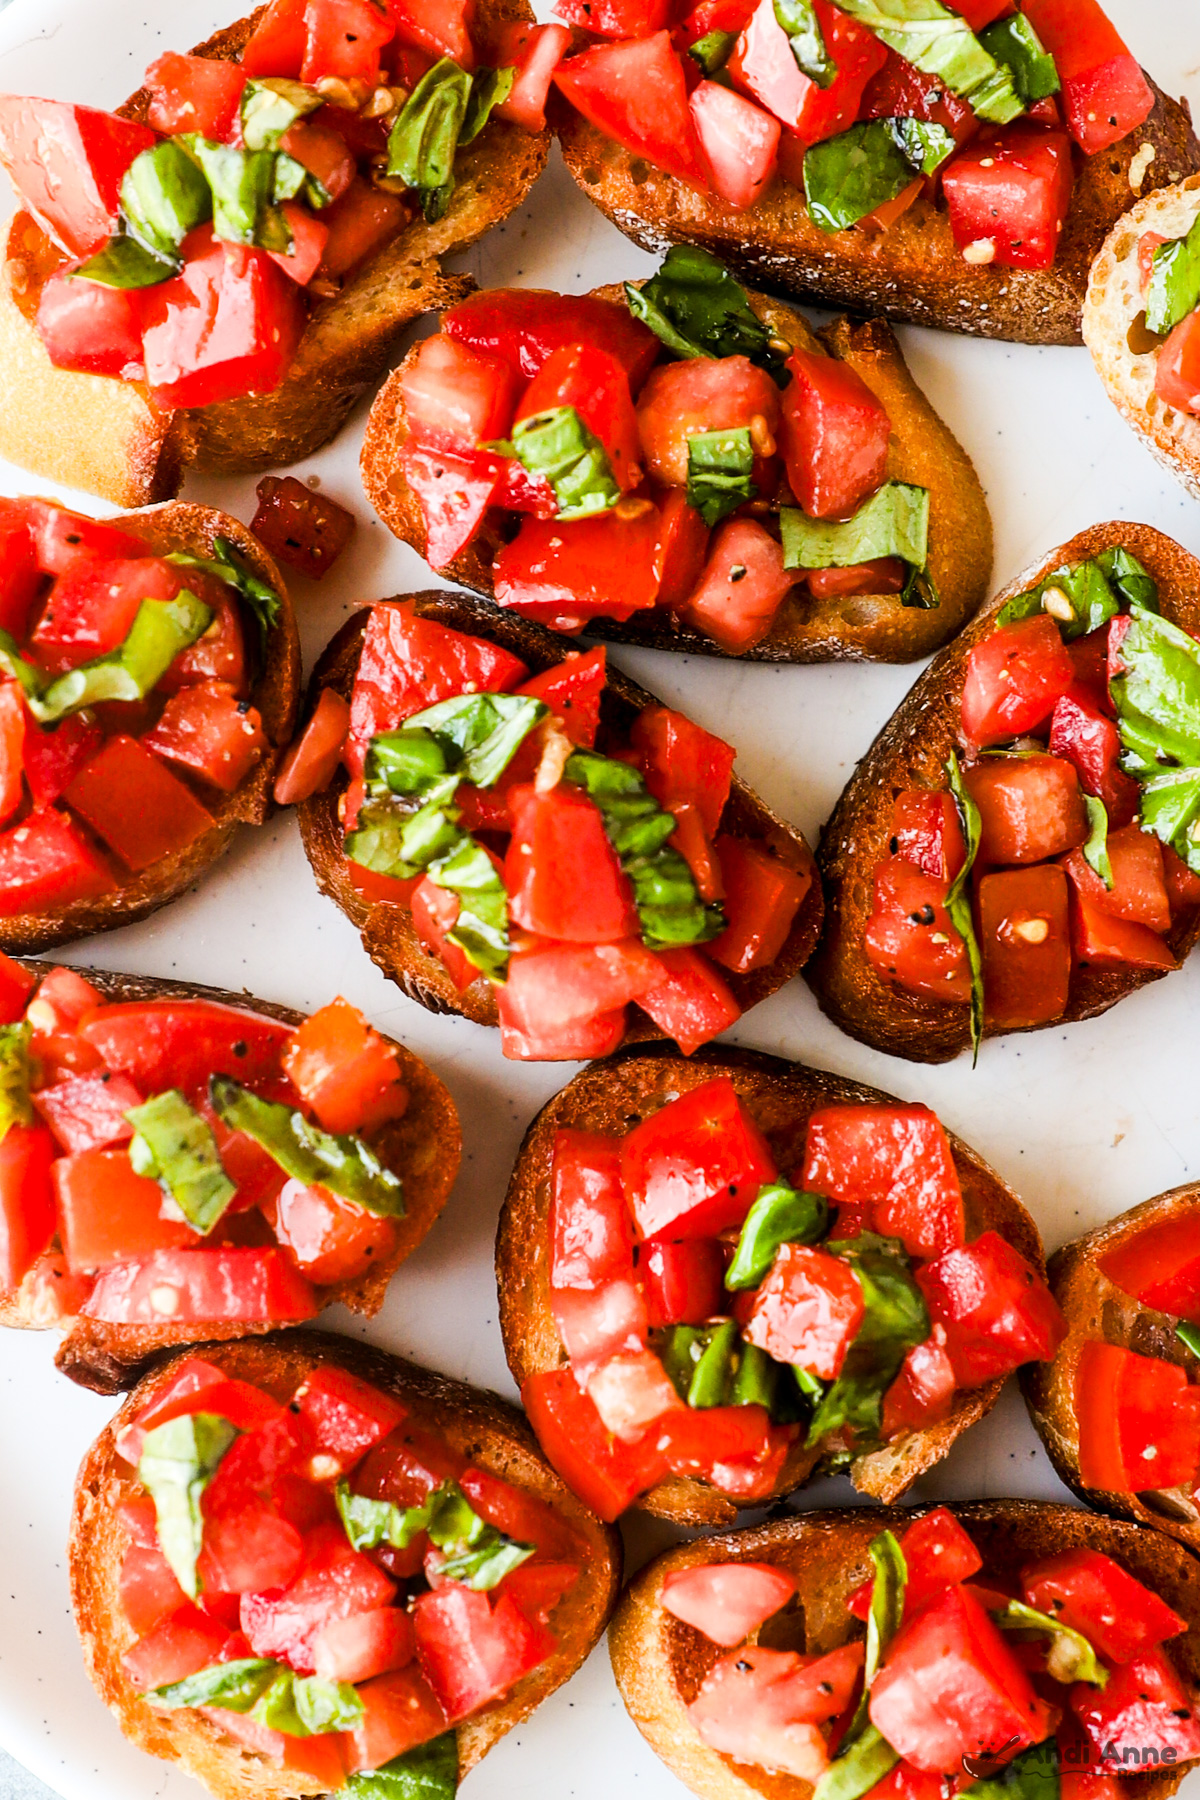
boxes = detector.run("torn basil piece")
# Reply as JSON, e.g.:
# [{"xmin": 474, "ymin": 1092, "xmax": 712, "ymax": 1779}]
[
  {"xmin": 461, "ymin": 65, "xmax": 515, "ymax": 144},
  {"xmin": 387, "ymin": 58, "xmax": 472, "ymax": 221},
  {"xmin": 368, "ymin": 692, "xmax": 547, "ymax": 794},
  {"xmin": 150, "ymin": 1658, "xmax": 280, "ymax": 1713},
  {"xmin": 803, "ymin": 119, "xmax": 924, "ymax": 233},
  {"xmin": 960, "ymin": 1741, "xmax": 1059, "ymax": 1800},
  {"xmin": 137, "ymin": 1413, "xmax": 239, "ymax": 1598},
  {"xmin": 120, "ymin": 139, "xmax": 212, "ymax": 262},
  {"xmin": 431, "ymin": 838, "xmax": 510, "ymax": 983},
  {"xmin": 126, "ymin": 1089, "xmax": 238, "ymax": 1235},
  {"xmin": 946, "ymin": 750, "xmax": 985, "ymax": 1060},
  {"xmin": 167, "ymin": 535, "xmax": 281, "ymax": 657},
  {"xmin": 979, "ymin": 11, "xmax": 1059, "ymax": 104},
  {"xmin": 74, "ymin": 230, "xmax": 180, "ymax": 289},
  {"xmin": 992, "ymin": 1599, "xmax": 1107, "ymax": 1687},
  {"xmin": 686, "ymin": 427, "xmax": 756, "ymax": 526},
  {"xmin": 336, "ymin": 1478, "xmax": 533, "ymax": 1590},
  {"xmin": 624, "ymin": 244, "xmax": 789, "ymax": 383},
  {"xmin": 294, "ymin": 1675, "xmax": 365, "ymax": 1734},
  {"xmin": 843, "ymin": 1529, "xmax": 907, "ymax": 1742},
  {"xmin": 726, "ymin": 1184, "xmax": 829, "ymax": 1289},
  {"xmin": 887, "ymin": 115, "xmax": 956, "ymax": 176},
  {"xmin": 0, "ymin": 1021, "xmax": 33, "ymax": 1144},
  {"xmin": 688, "ymin": 28, "xmax": 738, "ymax": 74},
  {"xmin": 804, "ymin": 1234, "xmax": 928, "ymax": 1448},
  {"xmin": 241, "ymin": 77, "xmax": 324, "ymax": 152},
  {"xmin": 1146, "ymin": 214, "xmax": 1200, "ymax": 339},
  {"xmin": 832, "ymin": 0, "xmax": 1024, "ymax": 123},
  {"xmin": 343, "ymin": 1731, "xmax": 459, "ymax": 1800},
  {"xmin": 31, "ymin": 592, "xmax": 212, "ymax": 724},
  {"xmin": 209, "ymin": 1076, "xmax": 405, "ymax": 1216},
  {"xmin": 1178, "ymin": 1321, "xmax": 1200, "ymax": 1359},
  {"xmin": 780, "ymin": 483, "xmax": 929, "ymax": 572},
  {"xmin": 507, "ymin": 405, "xmax": 621, "ymax": 520},
  {"xmin": 813, "ymin": 1725, "xmax": 900, "ymax": 1800},
  {"xmin": 184, "ymin": 136, "xmax": 277, "ymax": 246},
  {"xmin": 774, "ymin": 0, "xmax": 835, "ymax": 86},
  {"xmin": 1081, "ymin": 795, "xmax": 1113, "ymax": 889}
]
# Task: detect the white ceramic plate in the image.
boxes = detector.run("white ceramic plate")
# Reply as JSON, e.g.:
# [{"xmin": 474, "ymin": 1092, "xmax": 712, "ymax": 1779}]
[{"xmin": 1, "ymin": 2, "xmax": 1200, "ymax": 1794}]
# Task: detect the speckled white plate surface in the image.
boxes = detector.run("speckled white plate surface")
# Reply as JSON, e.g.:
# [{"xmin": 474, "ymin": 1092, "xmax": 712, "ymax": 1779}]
[{"xmin": 1, "ymin": 2, "xmax": 1200, "ymax": 1795}]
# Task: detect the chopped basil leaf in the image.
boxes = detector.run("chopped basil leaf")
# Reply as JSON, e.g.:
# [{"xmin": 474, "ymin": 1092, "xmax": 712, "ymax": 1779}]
[
  {"xmin": 900, "ymin": 562, "xmax": 939, "ymax": 609},
  {"xmin": 992, "ymin": 1599, "xmax": 1107, "ymax": 1687},
  {"xmin": 832, "ymin": 0, "xmax": 1024, "ymax": 123},
  {"xmin": 774, "ymin": 0, "xmax": 835, "ymax": 86},
  {"xmin": 686, "ymin": 427, "xmax": 756, "ymax": 526},
  {"xmin": 251, "ymin": 1669, "xmax": 311, "ymax": 1736},
  {"xmin": 564, "ymin": 749, "xmax": 726, "ymax": 948},
  {"xmin": 963, "ymin": 1741, "xmax": 1061, "ymax": 1800},
  {"xmin": 979, "ymin": 12, "xmax": 1059, "ymax": 104},
  {"xmin": 689, "ymin": 1320, "xmax": 740, "ymax": 1407},
  {"xmin": 121, "ymin": 139, "xmax": 212, "ymax": 263},
  {"xmin": 730, "ymin": 1339, "xmax": 782, "ymax": 1412},
  {"xmin": 387, "ymin": 58, "xmax": 472, "ymax": 221},
  {"xmin": 433, "ymin": 838, "xmax": 511, "ymax": 983},
  {"xmin": 167, "ymin": 536, "xmax": 281, "ymax": 659},
  {"xmin": 946, "ymin": 750, "xmax": 984, "ymax": 1060},
  {"xmin": 0, "ymin": 1020, "xmax": 33, "ymax": 1145},
  {"xmin": 367, "ymin": 693, "xmax": 547, "ymax": 794},
  {"xmin": 843, "ymin": 1529, "xmax": 906, "ymax": 1743},
  {"xmin": 1178, "ymin": 1322, "xmax": 1200, "ymax": 1359},
  {"xmin": 0, "ymin": 631, "xmax": 43, "ymax": 703},
  {"xmin": 623, "ymin": 245, "xmax": 789, "ymax": 384},
  {"xmin": 507, "ymin": 405, "xmax": 621, "ymax": 520},
  {"xmin": 209, "ymin": 1076, "xmax": 405, "ymax": 1217},
  {"xmin": 1147, "ymin": 215, "xmax": 1200, "ymax": 339},
  {"xmin": 126, "ymin": 1089, "xmax": 237, "ymax": 1234},
  {"xmin": 294, "ymin": 1674, "xmax": 365, "ymax": 1734},
  {"xmin": 688, "ymin": 28, "xmax": 737, "ymax": 74},
  {"xmin": 805, "ymin": 1235, "xmax": 928, "ymax": 1448},
  {"xmin": 1112, "ymin": 606, "xmax": 1200, "ymax": 776},
  {"xmin": 1081, "ymin": 795, "xmax": 1113, "ymax": 889},
  {"xmin": 887, "ymin": 115, "xmax": 956, "ymax": 176},
  {"xmin": 241, "ymin": 77, "xmax": 324, "ymax": 152},
  {"xmin": 137, "ymin": 1413, "xmax": 238, "ymax": 1598},
  {"xmin": 1097, "ymin": 547, "xmax": 1160, "ymax": 614},
  {"xmin": 461, "ymin": 65, "xmax": 515, "ymax": 145},
  {"xmin": 726, "ymin": 1183, "xmax": 829, "ymax": 1290},
  {"xmin": 997, "ymin": 559, "xmax": 1119, "ymax": 640},
  {"xmin": 74, "ymin": 230, "xmax": 179, "ymax": 289},
  {"xmin": 780, "ymin": 483, "xmax": 929, "ymax": 572},
  {"xmin": 344, "ymin": 1732, "xmax": 459, "ymax": 1800},
  {"xmin": 28, "ymin": 593, "xmax": 212, "ymax": 725},
  {"xmin": 150, "ymin": 1658, "xmax": 279, "ymax": 1713},
  {"xmin": 814, "ymin": 1725, "xmax": 900, "ymax": 1800},
  {"xmin": 336, "ymin": 1479, "xmax": 534, "ymax": 1590},
  {"xmin": 182, "ymin": 136, "xmax": 277, "ymax": 246},
  {"xmin": 803, "ymin": 119, "xmax": 922, "ymax": 233},
  {"xmin": 336, "ymin": 1484, "xmax": 431, "ymax": 1552},
  {"xmin": 1138, "ymin": 768, "xmax": 1200, "ymax": 874}
]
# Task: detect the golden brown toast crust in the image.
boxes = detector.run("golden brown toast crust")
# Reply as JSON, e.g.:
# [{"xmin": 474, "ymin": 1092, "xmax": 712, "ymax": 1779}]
[
  {"xmin": 0, "ymin": 964, "xmax": 461, "ymax": 1394},
  {"xmin": 1022, "ymin": 1184, "xmax": 1200, "ymax": 1555},
  {"xmin": 295, "ymin": 591, "xmax": 823, "ymax": 1043},
  {"xmin": 0, "ymin": 1, "xmax": 549, "ymax": 505},
  {"xmin": 0, "ymin": 500, "xmax": 300, "ymax": 954},
  {"xmin": 360, "ymin": 288, "xmax": 993, "ymax": 664},
  {"xmin": 495, "ymin": 1042, "xmax": 1045, "ymax": 1525},
  {"xmin": 610, "ymin": 1501, "xmax": 1200, "ymax": 1800},
  {"xmin": 554, "ymin": 78, "xmax": 1200, "ymax": 348},
  {"xmin": 806, "ymin": 521, "xmax": 1200, "ymax": 1064},
  {"xmin": 70, "ymin": 1331, "xmax": 623, "ymax": 1800}
]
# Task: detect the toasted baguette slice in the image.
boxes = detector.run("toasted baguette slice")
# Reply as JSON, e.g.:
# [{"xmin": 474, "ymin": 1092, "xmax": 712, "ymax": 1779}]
[
  {"xmin": 360, "ymin": 289, "xmax": 992, "ymax": 664},
  {"xmin": 0, "ymin": 500, "xmax": 300, "ymax": 954},
  {"xmin": 295, "ymin": 590, "xmax": 822, "ymax": 1042},
  {"xmin": 496, "ymin": 1042, "xmax": 1046, "ymax": 1526},
  {"xmin": 0, "ymin": 0, "xmax": 549, "ymax": 508},
  {"xmin": 807, "ymin": 521, "xmax": 1200, "ymax": 1064},
  {"xmin": 0, "ymin": 964, "xmax": 461, "ymax": 1395},
  {"xmin": 553, "ymin": 78, "xmax": 1200, "ymax": 349},
  {"xmin": 1022, "ymin": 1184, "xmax": 1200, "ymax": 1554},
  {"xmin": 610, "ymin": 1500, "xmax": 1200, "ymax": 1800},
  {"xmin": 1084, "ymin": 174, "xmax": 1200, "ymax": 499},
  {"xmin": 70, "ymin": 1330, "xmax": 623, "ymax": 1800}
]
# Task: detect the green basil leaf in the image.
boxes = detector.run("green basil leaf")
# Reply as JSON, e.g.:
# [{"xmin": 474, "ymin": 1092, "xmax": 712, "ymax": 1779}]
[
  {"xmin": 209, "ymin": 1076, "xmax": 405, "ymax": 1217},
  {"xmin": 688, "ymin": 28, "xmax": 737, "ymax": 74},
  {"xmin": 814, "ymin": 1725, "xmax": 900, "ymax": 1800},
  {"xmin": 992, "ymin": 1599, "xmax": 1107, "ymax": 1687},
  {"xmin": 126, "ymin": 1089, "xmax": 237, "ymax": 1235},
  {"xmin": 843, "ymin": 1529, "xmax": 906, "ymax": 1744},
  {"xmin": 774, "ymin": 0, "xmax": 835, "ymax": 85},
  {"xmin": 138, "ymin": 1413, "xmax": 238, "ymax": 1598},
  {"xmin": 996, "ymin": 558, "xmax": 1119, "ymax": 640},
  {"xmin": 900, "ymin": 562, "xmax": 939, "ymax": 610},
  {"xmin": 1113, "ymin": 606, "xmax": 1200, "ymax": 768},
  {"xmin": 1146, "ymin": 215, "xmax": 1200, "ymax": 339},
  {"xmin": 962, "ymin": 1740, "xmax": 1061, "ymax": 1800},
  {"xmin": 149, "ymin": 1657, "xmax": 280, "ymax": 1713},
  {"xmin": 1135, "ymin": 768, "xmax": 1200, "ymax": 875},
  {"xmin": 686, "ymin": 427, "xmax": 757, "ymax": 527},
  {"xmin": 433, "ymin": 838, "xmax": 511, "ymax": 983},
  {"xmin": 946, "ymin": 750, "xmax": 984, "ymax": 1061},
  {"xmin": 729, "ymin": 1339, "xmax": 782, "ymax": 1412},
  {"xmin": 780, "ymin": 482, "xmax": 929, "ymax": 571},
  {"xmin": 437, "ymin": 1535, "xmax": 535, "ymax": 1589},
  {"xmin": 831, "ymin": 0, "xmax": 1024, "ymax": 123},
  {"xmin": 74, "ymin": 230, "xmax": 179, "ymax": 289},
  {"xmin": 1081, "ymin": 795, "xmax": 1113, "ymax": 889},
  {"xmin": 686, "ymin": 1319, "xmax": 741, "ymax": 1408},
  {"xmin": 803, "ymin": 120, "xmax": 922, "ymax": 233},
  {"xmin": 370, "ymin": 693, "xmax": 547, "ymax": 794},
  {"xmin": 0, "ymin": 1020, "xmax": 33, "ymax": 1145},
  {"xmin": 1096, "ymin": 547, "xmax": 1159, "ymax": 615},
  {"xmin": 978, "ymin": 12, "xmax": 1059, "ymax": 103},
  {"xmin": 344, "ymin": 794, "xmax": 443, "ymax": 880},
  {"xmin": 294, "ymin": 1674, "xmax": 365, "ymax": 1733},
  {"xmin": 251, "ymin": 1668, "xmax": 312, "ymax": 1736},
  {"xmin": 887, "ymin": 115, "xmax": 956, "ymax": 176},
  {"xmin": 508, "ymin": 405, "xmax": 621, "ymax": 520},
  {"xmin": 1178, "ymin": 1321, "xmax": 1200, "ymax": 1359},
  {"xmin": 725, "ymin": 1183, "xmax": 829, "ymax": 1290},
  {"xmin": 121, "ymin": 139, "xmax": 212, "ymax": 262},
  {"xmin": 336, "ymin": 1482, "xmax": 430, "ymax": 1552},
  {"xmin": 336, "ymin": 1480, "xmax": 532, "ymax": 1589},
  {"xmin": 565, "ymin": 749, "xmax": 726, "ymax": 949},
  {"xmin": 0, "ymin": 630, "xmax": 44, "ymax": 702},
  {"xmin": 182, "ymin": 136, "xmax": 276, "ymax": 245},
  {"xmin": 241, "ymin": 77, "xmax": 324, "ymax": 152},
  {"xmin": 387, "ymin": 58, "xmax": 472, "ymax": 221},
  {"xmin": 806, "ymin": 1235, "xmax": 928, "ymax": 1449},
  {"xmin": 167, "ymin": 536, "xmax": 281, "ymax": 656},
  {"xmin": 345, "ymin": 1731, "xmax": 459, "ymax": 1800},
  {"xmin": 32, "ymin": 592, "xmax": 212, "ymax": 724},
  {"xmin": 623, "ymin": 245, "xmax": 789, "ymax": 383},
  {"xmin": 461, "ymin": 65, "xmax": 515, "ymax": 145}
]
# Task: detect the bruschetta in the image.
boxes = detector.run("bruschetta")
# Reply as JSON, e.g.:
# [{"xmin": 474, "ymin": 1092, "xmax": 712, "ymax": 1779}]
[
  {"xmin": 1085, "ymin": 173, "xmax": 1200, "ymax": 500},
  {"xmin": 610, "ymin": 1500, "xmax": 1200, "ymax": 1800},
  {"xmin": 808, "ymin": 522, "xmax": 1200, "ymax": 1063},
  {"xmin": 287, "ymin": 589, "xmax": 822, "ymax": 1061},
  {"xmin": 360, "ymin": 250, "xmax": 992, "ymax": 662},
  {"xmin": 0, "ymin": 494, "xmax": 299, "ymax": 953},
  {"xmin": 0, "ymin": 0, "xmax": 557, "ymax": 507},
  {"xmin": 70, "ymin": 1330, "xmax": 620, "ymax": 1800},
  {"xmin": 1024, "ymin": 1185, "xmax": 1200, "ymax": 1556},
  {"xmin": 549, "ymin": 0, "xmax": 1200, "ymax": 346},
  {"xmin": 0, "ymin": 960, "xmax": 460, "ymax": 1393},
  {"xmin": 496, "ymin": 1043, "xmax": 1062, "ymax": 1526}
]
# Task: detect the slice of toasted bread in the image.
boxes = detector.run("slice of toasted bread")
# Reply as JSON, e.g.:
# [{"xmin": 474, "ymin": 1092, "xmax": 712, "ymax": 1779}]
[
  {"xmin": 0, "ymin": 964, "xmax": 461, "ymax": 1395},
  {"xmin": 1084, "ymin": 173, "xmax": 1200, "ymax": 499},
  {"xmin": 553, "ymin": 78, "xmax": 1200, "ymax": 349},
  {"xmin": 806, "ymin": 521, "xmax": 1200, "ymax": 1064},
  {"xmin": 0, "ymin": 0, "xmax": 549, "ymax": 508},
  {"xmin": 1022, "ymin": 1184, "xmax": 1200, "ymax": 1554},
  {"xmin": 295, "ymin": 590, "xmax": 823, "ymax": 1043},
  {"xmin": 0, "ymin": 500, "xmax": 300, "ymax": 954},
  {"xmin": 70, "ymin": 1329, "xmax": 623, "ymax": 1800},
  {"xmin": 496, "ymin": 1042, "xmax": 1046, "ymax": 1527},
  {"xmin": 610, "ymin": 1500, "xmax": 1200, "ymax": 1800},
  {"xmin": 360, "ymin": 288, "xmax": 992, "ymax": 664}
]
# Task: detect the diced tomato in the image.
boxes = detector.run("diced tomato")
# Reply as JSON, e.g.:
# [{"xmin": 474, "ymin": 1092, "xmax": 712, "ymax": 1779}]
[
  {"xmin": 0, "ymin": 97, "xmax": 156, "ymax": 258},
  {"xmin": 457, "ymin": 1466, "xmax": 581, "ymax": 1565},
  {"xmin": 252, "ymin": 479, "xmax": 355, "ymax": 586},
  {"xmin": 743, "ymin": 1242, "xmax": 864, "ymax": 1377},
  {"xmin": 978, "ymin": 865, "xmax": 1072, "ymax": 1030},
  {"xmin": 637, "ymin": 356, "xmax": 779, "ymax": 491},
  {"xmin": 0, "ymin": 683, "xmax": 22, "ymax": 826},
  {"xmin": 21, "ymin": 714, "xmax": 100, "ymax": 810},
  {"xmin": 502, "ymin": 1562, "xmax": 580, "ymax": 1625},
  {"xmin": 121, "ymin": 1605, "xmax": 230, "ymax": 1692},
  {"xmin": 639, "ymin": 1235, "xmax": 725, "ymax": 1328},
  {"xmin": 30, "ymin": 555, "xmax": 180, "ymax": 675},
  {"xmin": 118, "ymin": 1362, "xmax": 284, "ymax": 1467},
  {"xmin": 159, "ymin": 586, "xmax": 249, "ymax": 697},
  {"xmin": 654, "ymin": 488, "xmax": 711, "ymax": 613},
  {"xmin": 549, "ymin": 1128, "xmax": 631, "ymax": 1290},
  {"xmin": 33, "ymin": 1071, "xmax": 140, "ymax": 1154},
  {"xmin": 490, "ymin": 22, "xmax": 571, "ymax": 134},
  {"xmin": 54, "ymin": 1148, "xmax": 195, "ymax": 1273},
  {"xmin": 707, "ymin": 834, "xmax": 811, "ymax": 974},
  {"xmin": 0, "ymin": 1124, "xmax": 56, "ymax": 1294},
  {"xmin": 319, "ymin": 177, "xmax": 409, "ymax": 279},
  {"xmin": 1023, "ymin": 1549, "xmax": 1186, "ymax": 1667},
  {"xmin": 637, "ymin": 947, "xmax": 742, "ymax": 1055},
  {"xmin": 80, "ymin": 998, "xmax": 290, "ymax": 1100},
  {"xmin": 506, "ymin": 783, "xmax": 637, "ymax": 942},
  {"xmin": 662, "ymin": 1561, "xmax": 796, "ymax": 1646},
  {"xmin": 552, "ymin": 1279, "xmax": 647, "ymax": 1379},
  {"xmin": 0, "ymin": 807, "xmax": 115, "ymax": 917},
  {"xmin": 344, "ymin": 1664, "xmax": 447, "ymax": 1773},
  {"xmin": 964, "ymin": 755, "xmax": 1088, "ymax": 865},
  {"xmin": 516, "ymin": 647, "xmax": 606, "ymax": 749},
  {"xmin": 1050, "ymin": 692, "xmax": 1140, "ymax": 826},
  {"xmin": 587, "ymin": 1347, "xmax": 682, "ymax": 1440},
  {"xmin": 865, "ymin": 1764, "xmax": 947, "ymax": 1800},
  {"xmin": 802, "ymin": 1105, "xmax": 964, "ymax": 1262},
  {"xmin": 849, "ymin": 1507, "xmax": 982, "ymax": 1621},
  {"xmin": 1070, "ymin": 1648, "xmax": 1200, "ymax": 1768},
  {"xmin": 143, "ymin": 682, "xmax": 266, "ymax": 795},
  {"xmin": 274, "ymin": 688, "xmax": 350, "ymax": 807},
  {"xmin": 119, "ymin": 1540, "xmax": 188, "ymax": 1636},
  {"xmin": 83, "ymin": 1246, "xmax": 319, "ymax": 1324},
  {"xmin": 942, "ymin": 129, "xmax": 1074, "ymax": 271},
  {"xmin": 632, "ymin": 705, "xmax": 735, "ymax": 841},
  {"xmin": 141, "ymin": 226, "xmax": 306, "ymax": 410},
  {"xmin": 1155, "ymin": 310, "xmax": 1200, "ymax": 416},
  {"xmin": 733, "ymin": 0, "xmax": 886, "ymax": 146},
  {"xmin": 1071, "ymin": 886, "xmax": 1177, "ymax": 971},
  {"xmin": 65, "ymin": 735, "xmax": 214, "ymax": 871},
  {"xmin": 414, "ymin": 1582, "xmax": 554, "ymax": 1721},
  {"xmin": 881, "ymin": 1331, "xmax": 958, "ymax": 1437},
  {"xmin": 1063, "ymin": 823, "xmax": 1170, "ymax": 934},
  {"xmin": 892, "ymin": 791, "xmax": 966, "ymax": 885},
  {"xmin": 679, "ymin": 518, "xmax": 794, "ymax": 653},
  {"xmin": 523, "ymin": 1367, "xmax": 666, "ymax": 1520},
  {"xmin": 517, "ymin": 342, "xmax": 642, "ymax": 495},
  {"xmin": 0, "ymin": 502, "xmax": 40, "ymax": 638},
  {"xmin": 1019, "ymin": 0, "xmax": 1153, "ymax": 155},
  {"xmin": 27, "ymin": 964, "xmax": 100, "ymax": 1031},
  {"xmin": 0, "ymin": 950, "xmax": 35, "ymax": 1024},
  {"xmin": 400, "ymin": 443, "xmax": 502, "ymax": 573},
  {"xmin": 1100, "ymin": 1215, "xmax": 1200, "ymax": 1321},
  {"xmin": 916, "ymin": 1230, "xmax": 1065, "ymax": 1388},
  {"xmin": 494, "ymin": 506, "xmax": 662, "ymax": 626},
  {"xmin": 554, "ymin": 32, "xmax": 709, "ymax": 189},
  {"xmin": 313, "ymin": 1608, "xmax": 414, "ymax": 1685},
  {"xmin": 798, "ymin": 558, "xmax": 904, "ymax": 598},
  {"xmin": 444, "ymin": 288, "xmax": 659, "ymax": 390},
  {"xmin": 864, "ymin": 856, "xmax": 971, "ymax": 1003},
  {"xmin": 269, "ymin": 1178, "xmax": 398, "ymax": 1287},
  {"xmin": 556, "ymin": 0, "xmax": 671, "ymax": 35},
  {"xmin": 499, "ymin": 937, "xmax": 662, "ymax": 1039},
  {"xmin": 653, "ymin": 1400, "xmax": 791, "ymax": 1496},
  {"xmin": 240, "ymin": 0, "xmax": 307, "ymax": 75},
  {"xmin": 687, "ymin": 1643, "xmax": 848, "ymax": 1778},
  {"xmin": 36, "ymin": 275, "xmax": 145, "ymax": 381},
  {"xmin": 198, "ymin": 1506, "xmax": 304, "ymax": 1596},
  {"xmin": 29, "ymin": 505, "xmax": 148, "ymax": 576},
  {"xmin": 498, "ymin": 1000, "xmax": 628, "ymax": 1063},
  {"xmin": 144, "ymin": 51, "xmax": 247, "ymax": 138},
  {"xmin": 389, "ymin": 0, "xmax": 472, "ymax": 69},
  {"xmin": 409, "ymin": 877, "xmax": 475, "ymax": 992},
  {"xmin": 779, "ymin": 348, "xmax": 890, "ymax": 520},
  {"xmin": 621, "ymin": 1076, "xmax": 777, "ymax": 1240},
  {"xmin": 241, "ymin": 1520, "xmax": 395, "ymax": 1673},
  {"xmin": 1075, "ymin": 1340, "xmax": 1200, "ymax": 1493},
  {"xmin": 689, "ymin": 79, "xmax": 780, "ymax": 210},
  {"xmin": 282, "ymin": 996, "xmax": 406, "ymax": 1137},
  {"xmin": 288, "ymin": 1365, "xmax": 405, "ymax": 1478},
  {"xmin": 403, "ymin": 333, "xmax": 518, "ymax": 459},
  {"xmin": 861, "ymin": 47, "xmax": 976, "ymax": 149},
  {"xmin": 201, "ymin": 1706, "xmax": 348, "ymax": 1785},
  {"xmin": 961, "ymin": 616, "xmax": 1075, "ymax": 745},
  {"xmin": 301, "ymin": 0, "xmax": 394, "ymax": 83}
]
